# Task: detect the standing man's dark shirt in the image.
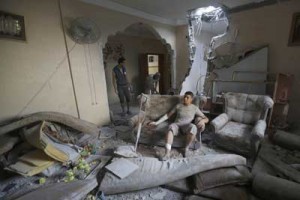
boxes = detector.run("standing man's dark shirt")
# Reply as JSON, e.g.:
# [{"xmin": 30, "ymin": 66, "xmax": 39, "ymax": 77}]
[
  {"xmin": 113, "ymin": 65, "xmax": 127, "ymax": 86},
  {"xmin": 112, "ymin": 57, "xmax": 131, "ymax": 115}
]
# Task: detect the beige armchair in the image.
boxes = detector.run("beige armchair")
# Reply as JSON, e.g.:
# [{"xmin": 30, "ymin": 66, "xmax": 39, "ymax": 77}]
[{"xmin": 211, "ymin": 92, "xmax": 274, "ymax": 156}]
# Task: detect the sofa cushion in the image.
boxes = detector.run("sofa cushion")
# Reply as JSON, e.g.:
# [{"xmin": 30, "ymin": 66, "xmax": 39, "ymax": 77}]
[
  {"xmin": 214, "ymin": 121, "xmax": 253, "ymax": 155},
  {"xmin": 193, "ymin": 165, "xmax": 251, "ymax": 193},
  {"xmin": 142, "ymin": 121, "xmax": 169, "ymax": 136}
]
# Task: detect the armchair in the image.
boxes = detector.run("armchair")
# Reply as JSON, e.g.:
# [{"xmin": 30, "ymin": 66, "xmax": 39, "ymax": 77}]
[{"xmin": 211, "ymin": 92, "xmax": 273, "ymax": 156}]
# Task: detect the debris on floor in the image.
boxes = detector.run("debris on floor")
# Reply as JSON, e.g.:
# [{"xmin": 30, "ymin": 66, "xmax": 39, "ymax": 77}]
[
  {"xmin": 114, "ymin": 145, "xmax": 140, "ymax": 158},
  {"xmin": 105, "ymin": 158, "xmax": 139, "ymax": 179},
  {"xmin": 0, "ymin": 108, "xmax": 299, "ymax": 200}
]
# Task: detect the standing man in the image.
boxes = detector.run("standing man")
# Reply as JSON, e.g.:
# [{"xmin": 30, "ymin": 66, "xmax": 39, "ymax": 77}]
[
  {"xmin": 149, "ymin": 91, "xmax": 209, "ymax": 160},
  {"xmin": 112, "ymin": 57, "xmax": 131, "ymax": 116}
]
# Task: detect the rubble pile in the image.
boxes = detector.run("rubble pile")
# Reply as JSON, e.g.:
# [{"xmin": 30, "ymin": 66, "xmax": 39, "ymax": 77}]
[
  {"xmin": 0, "ymin": 110, "xmax": 299, "ymax": 200},
  {"xmin": 0, "ymin": 112, "xmax": 107, "ymax": 200}
]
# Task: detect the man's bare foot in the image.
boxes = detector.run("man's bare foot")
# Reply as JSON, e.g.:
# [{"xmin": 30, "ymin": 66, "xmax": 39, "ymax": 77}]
[{"xmin": 159, "ymin": 152, "xmax": 170, "ymax": 161}]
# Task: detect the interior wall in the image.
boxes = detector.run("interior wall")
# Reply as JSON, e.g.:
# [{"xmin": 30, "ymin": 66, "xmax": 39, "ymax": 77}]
[
  {"xmin": 105, "ymin": 35, "xmax": 168, "ymax": 104},
  {"xmin": 175, "ymin": 25, "xmax": 189, "ymax": 89},
  {"xmin": 0, "ymin": 0, "xmax": 78, "ymax": 123},
  {"xmin": 212, "ymin": 47, "xmax": 268, "ymax": 101},
  {"xmin": 229, "ymin": 0, "xmax": 300, "ymax": 123},
  {"xmin": 0, "ymin": 0, "xmax": 176, "ymax": 126},
  {"xmin": 62, "ymin": 0, "xmax": 176, "ymax": 54},
  {"xmin": 61, "ymin": 0, "xmax": 176, "ymax": 110}
]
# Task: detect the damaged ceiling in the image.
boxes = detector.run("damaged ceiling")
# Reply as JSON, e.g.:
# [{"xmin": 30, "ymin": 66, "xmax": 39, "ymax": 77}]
[{"xmin": 85, "ymin": 0, "xmax": 288, "ymax": 25}]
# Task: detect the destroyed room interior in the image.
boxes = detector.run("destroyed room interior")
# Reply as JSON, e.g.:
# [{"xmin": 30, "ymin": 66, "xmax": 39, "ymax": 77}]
[{"xmin": 1, "ymin": 0, "xmax": 300, "ymax": 199}]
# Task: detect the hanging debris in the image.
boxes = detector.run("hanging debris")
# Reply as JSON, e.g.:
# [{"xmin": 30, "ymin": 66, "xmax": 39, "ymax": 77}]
[{"xmin": 187, "ymin": 6, "xmax": 228, "ymax": 67}]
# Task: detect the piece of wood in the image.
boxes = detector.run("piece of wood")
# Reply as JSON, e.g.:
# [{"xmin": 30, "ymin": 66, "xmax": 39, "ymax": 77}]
[
  {"xmin": 16, "ymin": 179, "xmax": 97, "ymax": 200},
  {"xmin": 0, "ymin": 112, "xmax": 99, "ymax": 136},
  {"xmin": 105, "ymin": 158, "xmax": 139, "ymax": 179}
]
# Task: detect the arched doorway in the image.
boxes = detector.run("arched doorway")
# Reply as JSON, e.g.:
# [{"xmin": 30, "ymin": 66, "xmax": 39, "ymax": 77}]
[{"xmin": 103, "ymin": 23, "xmax": 173, "ymax": 105}]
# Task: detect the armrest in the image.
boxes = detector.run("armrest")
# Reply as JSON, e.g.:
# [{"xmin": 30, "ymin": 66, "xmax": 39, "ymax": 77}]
[
  {"xmin": 251, "ymin": 120, "xmax": 266, "ymax": 139},
  {"xmin": 194, "ymin": 116, "xmax": 209, "ymax": 132},
  {"xmin": 211, "ymin": 113, "xmax": 230, "ymax": 133},
  {"xmin": 129, "ymin": 111, "xmax": 146, "ymax": 129}
]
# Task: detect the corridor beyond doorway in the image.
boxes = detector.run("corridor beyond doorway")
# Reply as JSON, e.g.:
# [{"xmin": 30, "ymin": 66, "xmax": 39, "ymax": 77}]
[{"xmin": 103, "ymin": 23, "xmax": 172, "ymax": 106}]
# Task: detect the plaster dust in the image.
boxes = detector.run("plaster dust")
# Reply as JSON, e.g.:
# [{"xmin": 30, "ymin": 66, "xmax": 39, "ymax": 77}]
[{"xmin": 106, "ymin": 187, "xmax": 184, "ymax": 200}]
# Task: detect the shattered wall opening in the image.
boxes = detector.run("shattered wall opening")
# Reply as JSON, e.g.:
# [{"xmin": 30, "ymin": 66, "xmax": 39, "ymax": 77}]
[
  {"xmin": 180, "ymin": 6, "xmax": 229, "ymax": 95},
  {"xmin": 180, "ymin": 6, "xmax": 268, "ymax": 99}
]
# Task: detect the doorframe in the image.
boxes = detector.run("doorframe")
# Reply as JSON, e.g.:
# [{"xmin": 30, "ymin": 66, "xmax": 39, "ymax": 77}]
[{"xmin": 140, "ymin": 53, "xmax": 169, "ymax": 94}]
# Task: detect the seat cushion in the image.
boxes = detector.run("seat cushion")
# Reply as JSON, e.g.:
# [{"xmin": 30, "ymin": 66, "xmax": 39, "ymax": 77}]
[
  {"xmin": 137, "ymin": 121, "xmax": 200, "ymax": 149},
  {"xmin": 214, "ymin": 121, "xmax": 253, "ymax": 155},
  {"xmin": 142, "ymin": 121, "xmax": 169, "ymax": 136}
]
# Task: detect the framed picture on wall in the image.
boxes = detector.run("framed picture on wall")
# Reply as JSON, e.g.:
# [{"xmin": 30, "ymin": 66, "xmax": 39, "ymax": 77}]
[
  {"xmin": 0, "ymin": 11, "xmax": 26, "ymax": 41},
  {"xmin": 288, "ymin": 12, "xmax": 300, "ymax": 46}
]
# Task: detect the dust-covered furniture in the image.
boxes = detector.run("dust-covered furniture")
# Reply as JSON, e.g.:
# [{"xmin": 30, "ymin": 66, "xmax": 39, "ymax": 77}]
[
  {"xmin": 129, "ymin": 94, "xmax": 207, "ymax": 149},
  {"xmin": 211, "ymin": 92, "xmax": 274, "ymax": 156}
]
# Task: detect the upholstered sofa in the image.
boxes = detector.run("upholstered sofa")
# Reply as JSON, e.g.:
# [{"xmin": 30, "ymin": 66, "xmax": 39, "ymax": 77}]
[
  {"xmin": 211, "ymin": 92, "xmax": 274, "ymax": 156},
  {"xmin": 129, "ymin": 94, "xmax": 207, "ymax": 149}
]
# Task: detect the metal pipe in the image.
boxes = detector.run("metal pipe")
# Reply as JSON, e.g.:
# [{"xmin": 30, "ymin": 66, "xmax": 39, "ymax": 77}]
[{"xmin": 232, "ymin": 71, "xmax": 274, "ymax": 81}]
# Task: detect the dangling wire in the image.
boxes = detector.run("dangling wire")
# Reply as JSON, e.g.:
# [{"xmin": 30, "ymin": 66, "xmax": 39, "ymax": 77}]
[
  {"xmin": 88, "ymin": 44, "xmax": 98, "ymax": 105},
  {"xmin": 84, "ymin": 45, "xmax": 94, "ymax": 105}
]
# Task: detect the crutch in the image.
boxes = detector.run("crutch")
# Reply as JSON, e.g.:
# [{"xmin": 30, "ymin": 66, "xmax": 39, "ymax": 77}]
[{"xmin": 134, "ymin": 94, "xmax": 147, "ymax": 152}]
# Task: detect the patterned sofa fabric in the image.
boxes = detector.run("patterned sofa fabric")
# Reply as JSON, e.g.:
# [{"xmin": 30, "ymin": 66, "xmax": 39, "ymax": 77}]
[
  {"xmin": 224, "ymin": 92, "xmax": 273, "ymax": 124},
  {"xmin": 211, "ymin": 92, "xmax": 274, "ymax": 156}
]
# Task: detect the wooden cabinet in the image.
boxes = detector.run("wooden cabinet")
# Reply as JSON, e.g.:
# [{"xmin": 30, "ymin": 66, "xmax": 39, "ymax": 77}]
[{"xmin": 268, "ymin": 73, "xmax": 294, "ymax": 129}]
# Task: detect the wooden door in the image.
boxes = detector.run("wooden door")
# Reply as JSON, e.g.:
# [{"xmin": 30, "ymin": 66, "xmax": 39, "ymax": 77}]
[
  {"xmin": 139, "ymin": 54, "xmax": 149, "ymax": 93},
  {"xmin": 158, "ymin": 54, "xmax": 165, "ymax": 93},
  {"xmin": 139, "ymin": 53, "xmax": 167, "ymax": 94}
]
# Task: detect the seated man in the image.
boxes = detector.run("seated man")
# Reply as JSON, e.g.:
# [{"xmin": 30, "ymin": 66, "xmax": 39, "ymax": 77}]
[{"xmin": 149, "ymin": 91, "xmax": 209, "ymax": 160}]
